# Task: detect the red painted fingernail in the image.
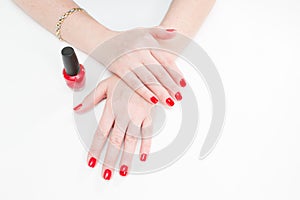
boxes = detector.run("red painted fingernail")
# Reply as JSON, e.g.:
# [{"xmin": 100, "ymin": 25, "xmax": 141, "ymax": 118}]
[
  {"xmin": 103, "ymin": 169, "xmax": 112, "ymax": 180},
  {"xmin": 140, "ymin": 153, "xmax": 147, "ymax": 162},
  {"xmin": 180, "ymin": 79, "xmax": 186, "ymax": 87},
  {"xmin": 166, "ymin": 98, "xmax": 175, "ymax": 107},
  {"xmin": 119, "ymin": 165, "xmax": 128, "ymax": 176},
  {"xmin": 166, "ymin": 28, "xmax": 176, "ymax": 32},
  {"xmin": 150, "ymin": 96, "xmax": 158, "ymax": 104},
  {"xmin": 88, "ymin": 157, "xmax": 97, "ymax": 168},
  {"xmin": 73, "ymin": 104, "xmax": 82, "ymax": 111},
  {"xmin": 175, "ymin": 92, "xmax": 182, "ymax": 101}
]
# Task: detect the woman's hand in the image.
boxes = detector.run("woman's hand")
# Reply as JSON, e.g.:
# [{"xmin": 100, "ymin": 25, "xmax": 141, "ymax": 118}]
[
  {"xmin": 106, "ymin": 28, "xmax": 186, "ymax": 107},
  {"xmin": 74, "ymin": 75, "xmax": 153, "ymax": 180}
]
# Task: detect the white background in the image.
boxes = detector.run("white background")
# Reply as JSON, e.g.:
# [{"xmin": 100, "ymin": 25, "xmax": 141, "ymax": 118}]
[{"xmin": 1, "ymin": 0, "xmax": 300, "ymax": 199}]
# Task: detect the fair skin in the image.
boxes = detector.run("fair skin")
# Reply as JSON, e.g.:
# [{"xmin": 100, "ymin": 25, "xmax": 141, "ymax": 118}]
[
  {"xmin": 14, "ymin": 0, "xmax": 216, "ymax": 180},
  {"xmin": 77, "ymin": 75, "xmax": 154, "ymax": 179}
]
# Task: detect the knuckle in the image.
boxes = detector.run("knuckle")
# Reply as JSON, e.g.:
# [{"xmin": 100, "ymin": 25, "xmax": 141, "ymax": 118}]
[
  {"xmin": 109, "ymin": 134, "xmax": 124, "ymax": 146},
  {"xmin": 123, "ymin": 73, "xmax": 142, "ymax": 90},
  {"xmin": 97, "ymin": 125, "xmax": 110, "ymax": 138},
  {"xmin": 88, "ymin": 148, "xmax": 98, "ymax": 157},
  {"xmin": 155, "ymin": 69, "xmax": 167, "ymax": 80},
  {"xmin": 122, "ymin": 70, "xmax": 134, "ymax": 81},
  {"xmin": 170, "ymin": 84, "xmax": 180, "ymax": 93},
  {"xmin": 89, "ymin": 148, "xmax": 96, "ymax": 154},
  {"xmin": 142, "ymin": 131, "xmax": 152, "ymax": 139},
  {"xmin": 142, "ymin": 140, "xmax": 152, "ymax": 149},
  {"xmin": 151, "ymin": 86, "xmax": 167, "ymax": 98},
  {"xmin": 125, "ymin": 135, "xmax": 138, "ymax": 144},
  {"xmin": 135, "ymin": 87, "xmax": 149, "ymax": 98},
  {"xmin": 164, "ymin": 57, "xmax": 175, "ymax": 67},
  {"xmin": 156, "ymin": 55, "xmax": 173, "ymax": 67},
  {"xmin": 164, "ymin": 63, "xmax": 175, "ymax": 72},
  {"xmin": 142, "ymin": 73, "xmax": 157, "ymax": 85},
  {"xmin": 133, "ymin": 67, "xmax": 158, "ymax": 85},
  {"xmin": 142, "ymin": 126, "xmax": 152, "ymax": 138}
]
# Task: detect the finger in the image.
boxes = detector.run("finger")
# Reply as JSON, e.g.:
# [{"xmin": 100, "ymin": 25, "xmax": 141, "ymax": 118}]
[
  {"xmin": 102, "ymin": 124, "xmax": 127, "ymax": 180},
  {"xmin": 119, "ymin": 71, "xmax": 159, "ymax": 105},
  {"xmin": 132, "ymin": 66, "xmax": 175, "ymax": 106},
  {"xmin": 73, "ymin": 78, "xmax": 108, "ymax": 113},
  {"xmin": 142, "ymin": 55, "xmax": 182, "ymax": 101},
  {"xmin": 140, "ymin": 116, "xmax": 153, "ymax": 162},
  {"xmin": 151, "ymin": 50, "xmax": 187, "ymax": 87},
  {"xmin": 149, "ymin": 27, "xmax": 177, "ymax": 40},
  {"xmin": 118, "ymin": 122, "xmax": 140, "ymax": 176},
  {"xmin": 87, "ymin": 101, "xmax": 114, "ymax": 168}
]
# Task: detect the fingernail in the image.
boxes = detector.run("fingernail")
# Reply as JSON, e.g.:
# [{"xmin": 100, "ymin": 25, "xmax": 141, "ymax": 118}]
[
  {"xmin": 150, "ymin": 96, "xmax": 158, "ymax": 104},
  {"xmin": 175, "ymin": 92, "xmax": 182, "ymax": 101},
  {"xmin": 119, "ymin": 165, "xmax": 128, "ymax": 176},
  {"xmin": 166, "ymin": 28, "xmax": 176, "ymax": 32},
  {"xmin": 73, "ymin": 104, "xmax": 82, "ymax": 111},
  {"xmin": 166, "ymin": 98, "xmax": 175, "ymax": 107},
  {"xmin": 140, "ymin": 153, "xmax": 147, "ymax": 162},
  {"xmin": 180, "ymin": 79, "xmax": 186, "ymax": 87},
  {"xmin": 88, "ymin": 157, "xmax": 97, "ymax": 168},
  {"xmin": 103, "ymin": 169, "xmax": 112, "ymax": 180}
]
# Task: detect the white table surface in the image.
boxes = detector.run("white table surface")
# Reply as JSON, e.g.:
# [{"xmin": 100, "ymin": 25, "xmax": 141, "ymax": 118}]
[{"xmin": 1, "ymin": 0, "xmax": 300, "ymax": 199}]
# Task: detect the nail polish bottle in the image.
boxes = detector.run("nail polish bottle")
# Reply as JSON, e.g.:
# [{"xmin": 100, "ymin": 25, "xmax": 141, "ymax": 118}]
[{"xmin": 61, "ymin": 46, "xmax": 85, "ymax": 91}]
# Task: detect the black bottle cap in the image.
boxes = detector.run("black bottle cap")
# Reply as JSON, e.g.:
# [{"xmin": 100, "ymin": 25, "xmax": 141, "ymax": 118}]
[{"xmin": 61, "ymin": 46, "xmax": 80, "ymax": 76}]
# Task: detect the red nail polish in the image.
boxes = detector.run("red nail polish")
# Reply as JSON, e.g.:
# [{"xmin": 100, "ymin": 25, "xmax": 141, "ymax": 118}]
[
  {"xmin": 175, "ymin": 92, "xmax": 182, "ymax": 101},
  {"xmin": 62, "ymin": 47, "xmax": 86, "ymax": 91},
  {"xmin": 119, "ymin": 165, "xmax": 128, "ymax": 176},
  {"xmin": 150, "ymin": 96, "xmax": 158, "ymax": 104},
  {"xmin": 180, "ymin": 79, "xmax": 186, "ymax": 87},
  {"xmin": 140, "ymin": 153, "xmax": 147, "ymax": 162},
  {"xmin": 166, "ymin": 98, "xmax": 175, "ymax": 107},
  {"xmin": 88, "ymin": 157, "xmax": 97, "ymax": 168},
  {"xmin": 73, "ymin": 104, "xmax": 82, "ymax": 111},
  {"xmin": 166, "ymin": 28, "xmax": 176, "ymax": 32},
  {"xmin": 103, "ymin": 169, "xmax": 112, "ymax": 180}
]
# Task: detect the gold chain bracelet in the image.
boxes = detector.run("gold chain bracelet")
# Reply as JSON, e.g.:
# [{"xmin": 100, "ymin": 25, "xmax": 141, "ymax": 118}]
[{"xmin": 55, "ymin": 8, "xmax": 85, "ymax": 41}]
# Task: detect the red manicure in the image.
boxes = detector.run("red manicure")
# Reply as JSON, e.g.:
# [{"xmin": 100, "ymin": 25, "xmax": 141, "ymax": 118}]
[
  {"xmin": 175, "ymin": 92, "xmax": 182, "ymax": 101},
  {"xmin": 103, "ymin": 169, "xmax": 112, "ymax": 180},
  {"xmin": 88, "ymin": 157, "xmax": 96, "ymax": 168},
  {"xmin": 140, "ymin": 153, "xmax": 147, "ymax": 162},
  {"xmin": 73, "ymin": 104, "xmax": 82, "ymax": 111},
  {"xmin": 166, "ymin": 98, "xmax": 175, "ymax": 107},
  {"xmin": 180, "ymin": 79, "xmax": 187, "ymax": 87},
  {"xmin": 150, "ymin": 96, "xmax": 158, "ymax": 104},
  {"xmin": 119, "ymin": 165, "xmax": 128, "ymax": 176},
  {"xmin": 166, "ymin": 28, "xmax": 176, "ymax": 32}
]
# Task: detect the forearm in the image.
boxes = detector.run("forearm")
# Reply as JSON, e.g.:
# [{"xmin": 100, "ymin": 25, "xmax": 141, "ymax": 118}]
[
  {"xmin": 13, "ymin": 0, "xmax": 116, "ymax": 53},
  {"xmin": 160, "ymin": 0, "xmax": 216, "ymax": 38}
]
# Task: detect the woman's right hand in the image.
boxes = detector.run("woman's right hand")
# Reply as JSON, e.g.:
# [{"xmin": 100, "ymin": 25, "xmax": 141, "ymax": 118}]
[{"xmin": 105, "ymin": 27, "xmax": 186, "ymax": 107}]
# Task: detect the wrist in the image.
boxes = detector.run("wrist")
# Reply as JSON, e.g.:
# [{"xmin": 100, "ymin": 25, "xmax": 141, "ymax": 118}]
[
  {"xmin": 96, "ymin": 26, "xmax": 119, "ymax": 42},
  {"xmin": 60, "ymin": 10, "xmax": 119, "ymax": 54},
  {"xmin": 85, "ymin": 26, "xmax": 120, "ymax": 54}
]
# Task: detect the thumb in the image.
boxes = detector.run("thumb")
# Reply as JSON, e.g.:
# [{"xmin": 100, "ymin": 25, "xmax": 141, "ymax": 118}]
[
  {"xmin": 73, "ymin": 78, "xmax": 109, "ymax": 113},
  {"xmin": 149, "ymin": 27, "xmax": 177, "ymax": 40}
]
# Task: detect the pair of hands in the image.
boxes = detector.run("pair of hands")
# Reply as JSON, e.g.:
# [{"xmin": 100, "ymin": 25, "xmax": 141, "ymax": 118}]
[{"xmin": 74, "ymin": 27, "xmax": 186, "ymax": 180}]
